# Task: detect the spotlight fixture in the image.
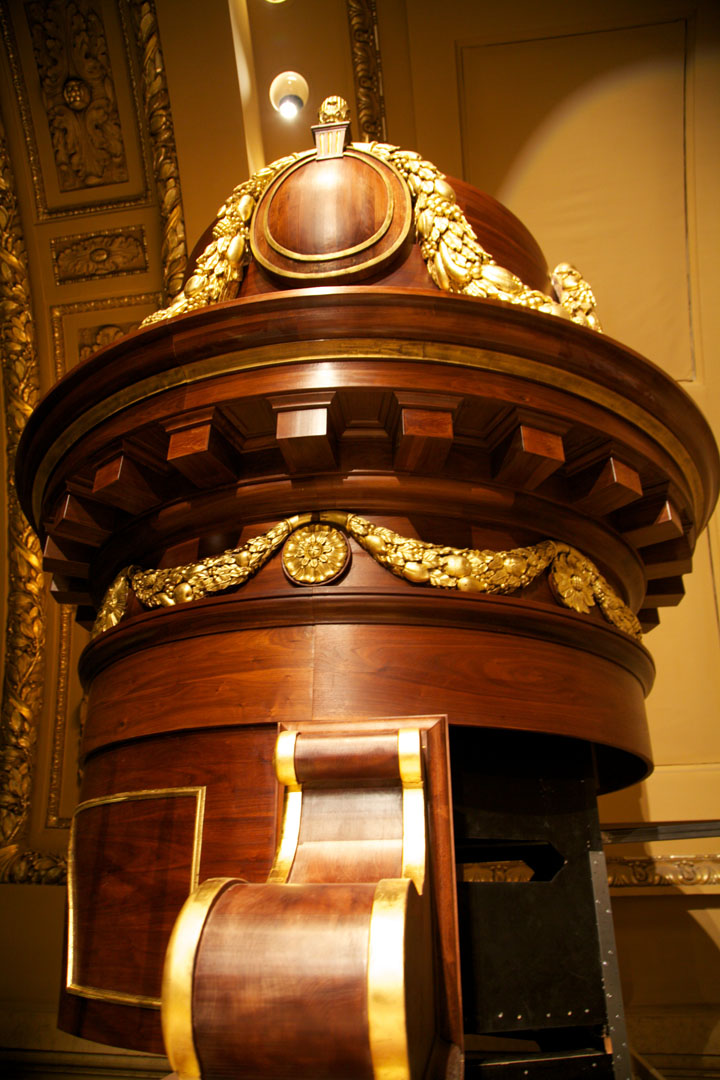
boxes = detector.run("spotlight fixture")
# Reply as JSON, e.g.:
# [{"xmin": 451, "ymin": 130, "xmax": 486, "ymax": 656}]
[{"xmin": 269, "ymin": 71, "xmax": 309, "ymax": 121}]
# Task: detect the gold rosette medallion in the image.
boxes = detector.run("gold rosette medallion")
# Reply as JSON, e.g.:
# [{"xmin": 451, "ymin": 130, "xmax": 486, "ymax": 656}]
[{"xmin": 281, "ymin": 524, "xmax": 350, "ymax": 585}]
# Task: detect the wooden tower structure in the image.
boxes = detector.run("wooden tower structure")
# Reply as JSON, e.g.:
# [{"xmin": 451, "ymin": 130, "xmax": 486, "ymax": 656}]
[{"xmin": 16, "ymin": 99, "xmax": 719, "ymax": 1079}]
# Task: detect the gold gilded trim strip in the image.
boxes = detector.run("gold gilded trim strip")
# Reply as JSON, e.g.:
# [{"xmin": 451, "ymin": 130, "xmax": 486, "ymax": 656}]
[
  {"xmin": 367, "ymin": 877, "xmax": 412, "ymax": 1080},
  {"xmin": 162, "ymin": 876, "xmax": 234, "ymax": 1080},
  {"xmin": 0, "ymin": 106, "xmax": 55, "ymax": 884},
  {"xmin": 67, "ymin": 786, "xmax": 206, "ymax": 1007},
  {"xmin": 30, "ymin": 336, "xmax": 705, "ymax": 531},
  {"xmin": 398, "ymin": 730, "xmax": 425, "ymax": 894},
  {"xmin": 266, "ymin": 788, "xmax": 302, "ymax": 885},
  {"xmin": 607, "ymin": 854, "xmax": 720, "ymax": 888},
  {"xmin": 274, "ymin": 730, "xmax": 298, "ymax": 787},
  {"xmin": 45, "ymin": 605, "xmax": 73, "ymax": 829}
]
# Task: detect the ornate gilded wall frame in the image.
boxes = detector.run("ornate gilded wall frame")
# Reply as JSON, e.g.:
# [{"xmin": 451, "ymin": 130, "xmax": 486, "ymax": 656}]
[
  {"xmin": 77, "ymin": 318, "xmax": 140, "ymax": 363},
  {"xmin": 0, "ymin": 0, "xmax": 151, "ymax": 219},
  {"xmin": 346, "ymin": 0, "xmax": 387, "ymax": 142},
  {"xmin": 92, "ymin": 511, "xmax": 641, "ymax": 639},
  {"xmin": 50, "ymin": 292, "xmax": 161, "ymax": 379},
  {"xmin": 24, "ymin": 0, "xmax": 130, "ymax": 192},
  {"xmin": 50, "ymin": 225, "xmax": 149, "ymax": 283},
  {"xmin": 0, "ymin": 112, "xmax": 60, "ymax": 884}
]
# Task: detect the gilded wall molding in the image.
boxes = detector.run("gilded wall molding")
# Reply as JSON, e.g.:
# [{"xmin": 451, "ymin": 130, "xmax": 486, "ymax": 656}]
[
  {"xmin": 128, "ymin": 0, "xmax": 187, "ymax": 301},
  {"xmin": 0, "ymin": 111, "xmax": 63, "ymax": 884},
  {"xmin": 346, "ymin": 0, "xmax": 387, "ymax": 142},
  {"xmin": 607, "ymin": 855, "xmax": 720, "ymax": 888},
  {"xmin": 50, "ymin": 291, "xmax": 161, "ymax": 379},
  {"xmin": 50, "ymin": 225, "xmax": 148, "ymax": 284},
  {"xmin": 0, "ymin": 0, "xmax": 150, "ymax": 219},
  {"xmin": 24, "ymin": 0, "xmax": 129, "ymax": 192}
]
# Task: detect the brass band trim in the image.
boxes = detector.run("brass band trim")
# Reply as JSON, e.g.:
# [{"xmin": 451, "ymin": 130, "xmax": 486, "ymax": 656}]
[
  {"xmin": 67, "ymin": 786, "xmax": 206, "ymax": 1008},
  {"xmin": 267, "ymin": 734, "xmax": 302, "ymax": 885},
  {"xmin": 162, "ymin": 876, "xmax": 235, "ymax": 1080},
  {"xmin": 398, "ymin": 729, "xmax": 425, "ymax": 894},
  {"xmin": 367, "ymin": 877, "xmax": 412, "ymax": 1080},
  {"xmin": 29, "ymin": 336, "xmax": 705, "ymax": 530},
  {"xmin": 274, "ymin": 730, "xmax": 298, "ymax": 787},
  {"xmin": 260, "ymin": 150, "xmax": 395, "ymax": 263}
]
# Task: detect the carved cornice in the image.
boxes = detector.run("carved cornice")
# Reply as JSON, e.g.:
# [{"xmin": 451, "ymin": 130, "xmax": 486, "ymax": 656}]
[
  {"xmin": 346, "ymin": 0, "xmax": 387, "ymax": 142},
  {"xmin": 128, "ymin": 0, "xmax": 187, "ymax": 301},
  {"xmin": 0, "ymin": 110, "xmax": 60, "ymax": 884}
]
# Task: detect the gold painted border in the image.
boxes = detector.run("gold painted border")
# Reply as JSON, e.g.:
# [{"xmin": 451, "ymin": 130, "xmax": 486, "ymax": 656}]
[
  {"xmin": 398, "ymin": 729, "xmax": 426, "ymax": 894},
  {"xmin": 267, "ymin": 732, "xmax": 301, "ymax": 884},
  {"xmin": 162, "ymin": 876, "xmax": 234, "ymax": 1080},
  {"xmin": 30, "ymin": 335, "xmax": 705, "ymax": 530},
  {"xmin": 253, "ymin": 149, "xmax": 410, "ymax": 280},
  {"xmin": 261, "ymin": 151, "xmax": 395, "ymax": 263},
  {"xmin": 367, "ymin": 877, "xmax": 412, "ymax": 1080},
  {"xmin": 45, "ymin": 605, "xmax": 73, "ymax": 830},
  {"xmin": 66, "ymin": 785, "xmax": 206, "ymax": 1007}
]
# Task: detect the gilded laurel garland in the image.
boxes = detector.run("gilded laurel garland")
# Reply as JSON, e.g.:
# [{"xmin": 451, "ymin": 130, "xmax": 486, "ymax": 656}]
[
  {"xmin": 92, "ymin": 515, "xmax": 311, "ymax": 635},
  {"xmin": 0, "ymin": 115, "xmax": 60, "ymax": 883},
  {"xmin": 368, "ymin": 142, "xmax": 600, "ymax": 329},
  {"xmin": 139, "ymin": 99, "xmax": 601, "ymax": 329},
  {"xmin": 92, "ymin": 511, "xmax": 640, "ymax": 640},
  {"xmin": 140, "ymin": 151, "xmax": 303, "ymax": 325},
  {"xmin": 551, "ymin": 263, "xmax": 602, "ymax": 332},
  {"xmin": 346, "ymin": 0, "xmax": 387, "ymax": 141},
  {"xmin": 128, "ymin": 0, "xmax": 187, "ymax": 301}
]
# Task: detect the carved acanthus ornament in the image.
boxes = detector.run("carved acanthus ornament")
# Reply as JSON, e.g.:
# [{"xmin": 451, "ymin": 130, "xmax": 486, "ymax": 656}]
[
  {"xmin": 0, "ymin": 116, "xmax": 62, "ymax": 883},
  {"xmin": 92, "ymin": 511, "xmax": 640, "ymax": 639},
  {"xmin": 346, "ymin": 0, "xmax": 387, "ymax": 141},
  {"xmin": 24, "ymin": 0, "xmax": 128, "ymax": 191},
  {"xmin": 51, "ymin": 226, "xmax": 148, "ymax": 283},
  {"xmin": 140, "ymin": 103, "xmax": 601, "ymax": 330}
]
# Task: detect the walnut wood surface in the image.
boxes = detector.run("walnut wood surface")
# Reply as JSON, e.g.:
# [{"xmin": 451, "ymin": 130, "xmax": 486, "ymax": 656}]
[
  {"xmin": 17, "ymin": 219, "xmax": 717, "ymax": 1059},
  {"xmin": 194, "ymin": 882, "xmax": 377, "ymax": 1080}
]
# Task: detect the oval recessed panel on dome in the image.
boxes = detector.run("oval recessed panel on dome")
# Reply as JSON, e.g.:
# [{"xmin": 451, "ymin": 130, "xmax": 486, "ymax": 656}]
[{"xmin": 251, "ymin": 149, "xmax": 412, "ymax": 281}]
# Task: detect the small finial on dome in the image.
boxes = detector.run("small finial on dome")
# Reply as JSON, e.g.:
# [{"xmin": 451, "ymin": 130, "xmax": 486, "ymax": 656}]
[
  {"xmin": 318, "ymin": 96, "xmax": 350, "ymax": 124},
  {"xmin": 313, "ymin": 96, "xmax": 351, "ymax": 158}
]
